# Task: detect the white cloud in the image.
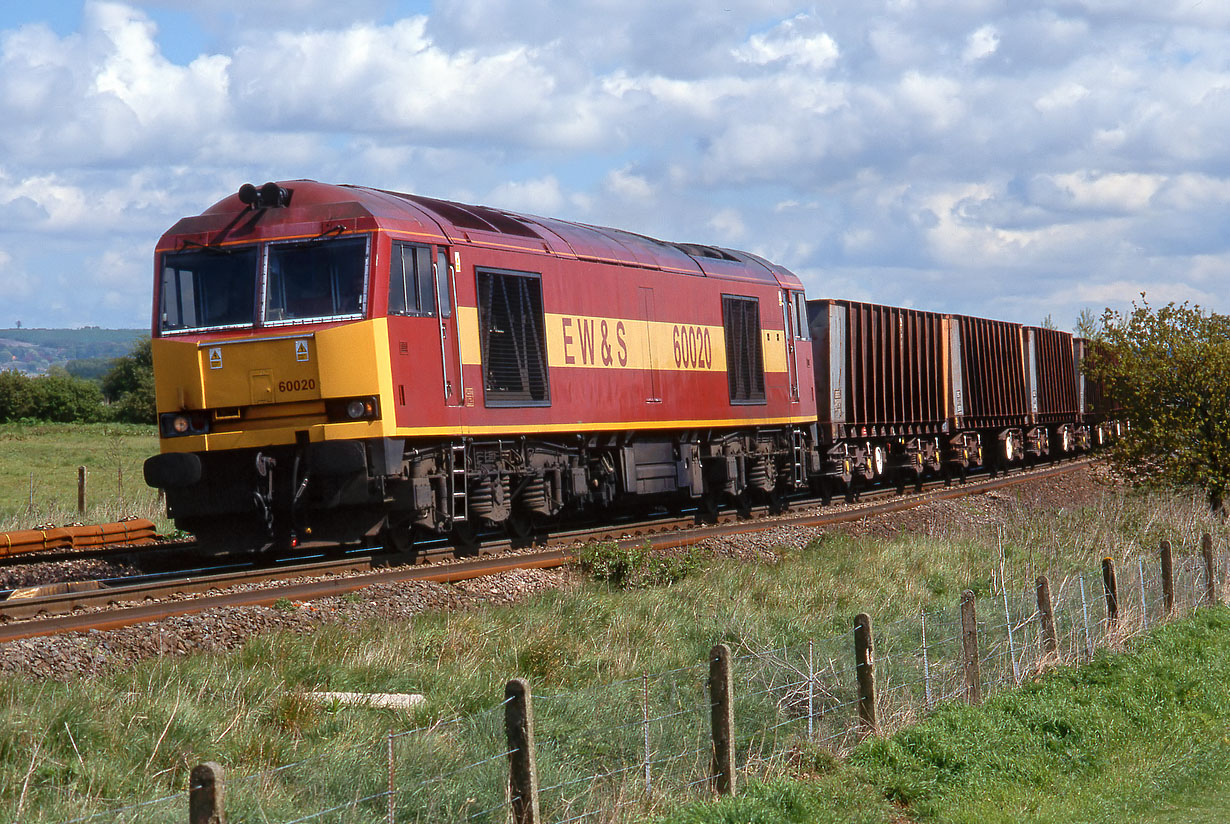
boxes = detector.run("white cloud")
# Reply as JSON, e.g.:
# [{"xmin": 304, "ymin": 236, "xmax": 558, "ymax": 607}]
[
  {"xmin": 0, "ymin": 2, "xmax": 231, "ymax": 166},
  {"xmin": 734, "ymin": 14, "xmax": 839, "ymax": 71},
  {"xmin": 1034, "ymin": 81, "xmax": 1089, "ymax": 111},
  {"xmin": 1040, "ymin": 171, "xmax": 1163, "ymax": 214},
  {"xmin": 603, "ymin": 168, "xmax": 655, "ymax": 202},
  {"xmin": 962, "ymin": 24, "xmax": 999, "ymax": 62},
  {"xmin": 708, "ymin": 208, "xmax": 746, "ymax": 242},
  {"xmin": 897, "ymin": 71, "xmax": 965, "ymax": 132},
  {"xmin": 485, "ymin": 176, "xmax": 566, "ymax": 216}
]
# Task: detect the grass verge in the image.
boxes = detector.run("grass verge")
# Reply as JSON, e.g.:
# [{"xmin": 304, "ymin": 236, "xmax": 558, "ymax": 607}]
[{"xmin": 659, "ymin": 607, "xmax": 1230, "ymax": 824}]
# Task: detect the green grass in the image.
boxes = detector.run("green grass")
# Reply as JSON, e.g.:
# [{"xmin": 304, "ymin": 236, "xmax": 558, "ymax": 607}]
[
  {"xmin": 867, "ymin": 607, "xmax": 1230, "ymax": 822},
  {"xmin": 0, "ymin": 472, "xmax": 1225, "ymax": 822},
  {"xmin": 0, "ymin": 422, "xmax": 164, "ymax": 531},
  {"xmin": 657, "ymin": 608, "xmax": 1230, "ymax": 824}
]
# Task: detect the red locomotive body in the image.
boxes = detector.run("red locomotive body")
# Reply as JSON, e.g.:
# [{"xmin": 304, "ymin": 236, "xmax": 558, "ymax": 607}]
[{"xmin": 144, "ymin": 181, "xmax": 815, "ymax": 551}]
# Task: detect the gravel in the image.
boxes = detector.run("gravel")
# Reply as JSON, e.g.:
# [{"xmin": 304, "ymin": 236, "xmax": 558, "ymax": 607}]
[{"xmin": 0, "ymin": 568, "xmax": 574, "ymax": 681}]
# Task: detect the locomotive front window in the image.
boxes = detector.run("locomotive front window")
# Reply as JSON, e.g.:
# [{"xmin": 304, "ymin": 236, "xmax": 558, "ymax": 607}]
[
  {"xmin": 159, "ymin": 247, "xmax": 259, "ymax": 333},
  {"xmin": 265, "ymin": 236, "xmax": 368, "ymax": 324}
]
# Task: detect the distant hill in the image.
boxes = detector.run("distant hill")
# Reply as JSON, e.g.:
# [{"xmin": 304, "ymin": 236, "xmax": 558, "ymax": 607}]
[{"xmin": 0, "ymin": 328, "xmax": 146, "ymax": 376}]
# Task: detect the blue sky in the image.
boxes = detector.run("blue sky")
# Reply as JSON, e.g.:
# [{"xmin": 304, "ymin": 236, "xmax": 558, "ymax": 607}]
[{"xmin": 1, "ymin": 1, "xmax": 1228, "ymax": 330}]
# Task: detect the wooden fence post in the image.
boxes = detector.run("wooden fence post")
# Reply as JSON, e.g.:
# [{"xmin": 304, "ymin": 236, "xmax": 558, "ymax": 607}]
[
  {"xmin": 708, "ymin": 643, "xmax": 735, "ymax": 796},
  {"xmin": 505, "ymin": 678, "xmax": 540, "ymax": 824},
  {"xmin": 1160, "ymin": 540, "xmax": 1174, "ymax": 614},
  {"xmin": 189, "ymin": 762, "xmax": 225, "ymax": 824},
  {"xmin": 853, "ymin": 613, "xmax": 877, "ymax": 736},
  {"xmin": 960, "ymin": 590, "xmax": 982, "ymax": 705},
  {"xmin": 1036, "ymin": 576, "xmax": 1058, "ymax": 658},
  {"xmin": 77, "ymin": 466, "xmax": 87, "ymax": 516},
  {"xmin": 1202, "ymin": 533, "xmax": 1217, "ymax": 606},
  {"xmin": 1102, "ymin": 557, "xmax": 1119, "ymax": 627}
]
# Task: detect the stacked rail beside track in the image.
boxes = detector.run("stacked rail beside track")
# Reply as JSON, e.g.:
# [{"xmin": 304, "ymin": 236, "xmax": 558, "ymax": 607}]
[{"xmin": 0, "ymin": 518, "xmax": 157, "ymax": 558}]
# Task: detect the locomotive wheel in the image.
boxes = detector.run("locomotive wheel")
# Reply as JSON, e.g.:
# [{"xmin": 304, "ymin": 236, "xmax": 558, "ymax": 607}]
[
  {"xmin": 452, "ymin": 522, "xmax": 481, "ymax": 556},
  {"xmin": 381, "ymin": 518, "xmax": 415, "ymax": 555},
  {"xmin": 699, "ymin": 493, "xmax": 722, "ymax": 522},
  {"xmin": 506, "ymin": 511, "xmax": 536, "ymax": 545}
]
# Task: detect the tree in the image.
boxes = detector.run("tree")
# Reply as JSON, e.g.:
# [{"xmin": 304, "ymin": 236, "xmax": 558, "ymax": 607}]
[
  {"xmin": 102, "ymin": 337, "xmax": 155, "ymax": 424},
  {"xmin": 1086, "ymin": 297, "xmax": 1230, "ymax": 513},
  {"xmin": 1075, "ymin": 307, "xmax": 1100, "ymax": 339}
]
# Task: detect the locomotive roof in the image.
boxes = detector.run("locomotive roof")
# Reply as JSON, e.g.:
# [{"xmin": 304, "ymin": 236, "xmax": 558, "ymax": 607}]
[{"xmin": 175, "ymin": 180, "xmax": 800, "ymax": 289}]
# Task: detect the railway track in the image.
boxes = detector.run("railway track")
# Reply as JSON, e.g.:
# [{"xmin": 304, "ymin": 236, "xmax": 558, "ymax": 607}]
[{"xmin": 0, "ymin": 459, "xmax": 1091, "ymax": 642}]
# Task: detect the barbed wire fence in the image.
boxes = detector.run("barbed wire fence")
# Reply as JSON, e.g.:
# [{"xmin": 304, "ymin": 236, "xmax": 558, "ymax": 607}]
[{"xmin": 52, "ymin": 535, "xmax": 1225, "ymax": 824}]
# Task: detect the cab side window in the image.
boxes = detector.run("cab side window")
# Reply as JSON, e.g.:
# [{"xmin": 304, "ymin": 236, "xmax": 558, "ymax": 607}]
[{"xmin": 388, "ymin": 242, "xmax": 435, "ymax": 316}]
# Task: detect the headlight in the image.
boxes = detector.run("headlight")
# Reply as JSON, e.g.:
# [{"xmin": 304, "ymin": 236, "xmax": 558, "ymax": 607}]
[
  {"xmin": 160, "ymin": 411, "xmax": 209, "ymax": 438},
  {"xmin": 326, "ymin": 396, "xmax": 380, "ymax": 422}
]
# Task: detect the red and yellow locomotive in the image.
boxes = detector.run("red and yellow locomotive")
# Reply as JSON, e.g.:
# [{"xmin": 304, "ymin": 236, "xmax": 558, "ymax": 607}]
[{"xmin": 143, "ymin": 181, "xmax": 816, "ymax": 551}]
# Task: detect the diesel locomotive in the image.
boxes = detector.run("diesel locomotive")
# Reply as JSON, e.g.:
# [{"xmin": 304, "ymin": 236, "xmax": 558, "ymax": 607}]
[{"xmin": 142, "ymin": 180, "xmax": 1111, "ymax": 553}]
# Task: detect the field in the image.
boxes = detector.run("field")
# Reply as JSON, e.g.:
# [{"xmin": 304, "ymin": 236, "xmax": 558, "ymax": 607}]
[
  {"xmin": 0, "ymin": 440, "xmax": 1227, "ymax": 822},
  {"xmin": 0, "ymin": 422, "xmax": 165, "ymax": 532}
]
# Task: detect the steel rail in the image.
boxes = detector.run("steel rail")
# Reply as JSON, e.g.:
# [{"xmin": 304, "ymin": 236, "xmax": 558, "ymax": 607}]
[{"xmin": 0, "ymin": 459, "xmax": 1089, "ymax": 642}]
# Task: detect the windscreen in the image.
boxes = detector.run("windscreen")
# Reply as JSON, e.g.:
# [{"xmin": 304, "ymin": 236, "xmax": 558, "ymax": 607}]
[
  {"xmin": 159, "ymin": 247, "xmax": 259, "ymax": 333},
  {"xmin": 265, "ymin": 236, "xmax": 368, "ymax": 323}
]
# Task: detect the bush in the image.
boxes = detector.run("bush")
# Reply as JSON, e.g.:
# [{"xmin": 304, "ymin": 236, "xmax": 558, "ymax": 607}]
[
  {"xmin": 0, "ymin": 370, "xmax": 104, "ymax": 423},
  {"xmin": 575, "ymin": 541, "xmax": 704, "ymax": 588},
  {"xmin": 1088, "ymin": 299, "xmax": 1230, "ymax": 512},
  {"xmin": 0, "ymin": 337, "xmax": 154, "ymax": 425}
]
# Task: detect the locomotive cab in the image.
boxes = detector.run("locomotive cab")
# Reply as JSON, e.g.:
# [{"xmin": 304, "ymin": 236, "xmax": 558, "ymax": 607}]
[{"xmin": 143, "ymin": 183, "xmax": 418, "ymax": 552}]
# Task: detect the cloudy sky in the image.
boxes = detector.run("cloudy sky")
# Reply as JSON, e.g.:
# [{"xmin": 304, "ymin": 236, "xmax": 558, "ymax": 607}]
[{"xmin": 1, "ymin": 1, "xmax": 1228, "ymax": 330}]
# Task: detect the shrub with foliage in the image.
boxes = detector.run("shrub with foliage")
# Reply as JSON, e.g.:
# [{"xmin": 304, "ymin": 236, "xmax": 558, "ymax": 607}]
[
  {"xmin": 575, "ymin": 541, "xmax": 703, "ymax": 588},
  {"xmin": 1087, "ymin": 298, "xmax": 1230, "ymax": 512},
  {"xmin": 0, "ymin": 337, "xmax": 154, "ymax": 425},
  {"xmin": 0, "ymin": 370, "xmax": 104, "ymax": 422}
]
